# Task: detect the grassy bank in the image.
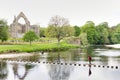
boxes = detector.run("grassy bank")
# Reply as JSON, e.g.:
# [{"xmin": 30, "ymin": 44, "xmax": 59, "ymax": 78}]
[{"xmin": 0, "ymin": 42, "xmax": 79, "ymax": 53}]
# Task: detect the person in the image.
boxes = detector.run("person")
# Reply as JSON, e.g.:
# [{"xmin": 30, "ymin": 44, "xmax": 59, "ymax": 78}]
[
  {"xmin": 87, "ymin": 56, "xmax": 92, "ymax": 76},
  {"xmin": 88, "ymin": 56, "xmax": 92, "ymax": 64}
]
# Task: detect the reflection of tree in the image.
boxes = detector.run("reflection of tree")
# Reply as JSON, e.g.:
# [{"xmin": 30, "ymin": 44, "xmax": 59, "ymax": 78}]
[
  {"xmin": 82, "ymin": 46, "xmax": 95, "ymax": 61},
  {"xmin": 116, "ymin": 56, "xmax": 120, "ymax": 63},
  {"xmin": 48, "ymin": 64, "xmax": 73, "ymax": 80},
  {"xmin": 68, "ymin": 49, "xmax": 81, "ymax": 61},
  {"xmin": 13, "ymin": 63, "xmax": 18, "ymax": 79},
  {"xmin": 47, "ymin": 52, "xmax": 60, "ymax": 62},
  {"xmin": 12, "ymin": 63, "xmax": 35, "ymax": 80},
  {"xmin": 27, "ymin": 54, "xmax": 40, "ymax": 62},
  {"xmin": 47, "ymin": 51, "xmax": 74, "ymax": 80},
  {"xmin": 0, "ymin": 61, "xmax": 7, "ymax": 79},
  {"xmin": 47, "ymin": 49, "xmax": 81, "ymax": 62},
  {"xmin": 12, "ymin": 54, "xmax": 41, "ymax": 62},
  {"xmin": 99, "ymin": 56, "xmax": 108, "ymax": 65},
  {"xmin": 82, "ymin": 46, "xmax": 109, "ymax": 65}
]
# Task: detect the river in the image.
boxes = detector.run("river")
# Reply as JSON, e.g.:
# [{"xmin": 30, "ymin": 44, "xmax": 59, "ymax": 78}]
[{"xmin": 0, "ymin": 45, "xmax": 120, "ymax": 80}]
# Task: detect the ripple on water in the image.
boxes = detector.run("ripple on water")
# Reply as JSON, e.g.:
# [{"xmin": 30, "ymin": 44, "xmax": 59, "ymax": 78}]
[{"xmin": 96, "ymin": 49, "xmax": 120, "ymax": 57}]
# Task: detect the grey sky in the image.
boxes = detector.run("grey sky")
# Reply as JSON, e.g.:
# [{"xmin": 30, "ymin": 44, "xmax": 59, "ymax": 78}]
[{"xmin": 0, "ymin": 0, "xmax": 120, "ymax": 27}]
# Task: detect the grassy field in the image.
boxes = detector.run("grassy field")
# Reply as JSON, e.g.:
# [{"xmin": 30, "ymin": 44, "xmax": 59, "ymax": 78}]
[{"xmin": 0, "ymin": 42, "xmax": 79, "ymax": 53}]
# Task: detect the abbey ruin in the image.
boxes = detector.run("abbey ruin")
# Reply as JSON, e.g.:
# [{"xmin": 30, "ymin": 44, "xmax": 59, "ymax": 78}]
[{"xmin": 9, "ymin": 12, "xmax": 39, "ymax": 38}]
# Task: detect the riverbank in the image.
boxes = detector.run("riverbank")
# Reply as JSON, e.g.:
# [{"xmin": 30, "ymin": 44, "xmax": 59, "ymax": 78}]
[{"xmin": 0, "ymin": 42, "xmax": 79, "ymax": 53}]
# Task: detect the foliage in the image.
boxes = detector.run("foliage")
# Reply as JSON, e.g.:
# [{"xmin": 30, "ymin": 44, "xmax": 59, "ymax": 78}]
[
  {"xmin": 110, "ymin": 25, "xmax": 120, "ymax": 43},
  {"xmin": 95, "ymin": 22, "xmax": 109, "ymax": 44},
  {"xmin": 74, "ymin": 26, "xmax": 80, "ymax": 37},
  {"xmin": 80, "ymin": 21, "xmax": 112, "ymax": 45},
  {"xmin": 39, "ymin": 27, "xmax": 46, "ymax": 37},
  {"xmin": 64, "ymin": 26, "xmax": 75, "ymax": 37},
  {"xmin": 0, "ymin": 20, "xmax": 9, "ymax": 42},
  {"xmin": 45, "ymin": 15, "xmax": 74, "ymax": 44},
  {"xmin": 23, "ymin": 31, "xmax": 39, "ymax": 45},
  {"xmin": 79, "ymin": 33, "xmax": 89, "ymax": 46},
  {"xmin": 81, "ymin": 21, "xmax": 98, "ymax": 44}
]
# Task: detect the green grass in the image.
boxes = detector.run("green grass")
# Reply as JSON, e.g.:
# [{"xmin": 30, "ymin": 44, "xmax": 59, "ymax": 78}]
[{"xmin": 0, "ymin": 42, "xmax": 79, "ymax": 53}]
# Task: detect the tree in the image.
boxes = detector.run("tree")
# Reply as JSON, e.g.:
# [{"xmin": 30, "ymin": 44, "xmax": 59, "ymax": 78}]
[
  {"xmin": 46, "ymin": 15, "xmax": 73, "ymax": 44},
  {"xmin": 95, "ymin": 22, "xmax": 109, "ymax": 44},
  {"xmin": 79, "ymin": 33, "xmax": 89, "ymax": 46},
  {"xmin": 23, "ymin": 31, "xmax": 39, "ymax": 45},
  {"xmin": 0, "ymin": 20, "xmax": 9, "ymax": 42},
  {"xmin": 74, "ymin": 26, "xmax": 80, "ymax": 37},
  {"xmin": 81, "ymin": 21, "xmax": 98, "ymax": 44},
  {"xmin": 39, "ymin": 27, "xmax": 46, "ymax": 37},
  {"xmin": 63, "ymin": 26, "xmax": 75, "ymax": 37},
  {"xmin": 110, "ymin": 24, "xmax": 120, "ymax": 44}
]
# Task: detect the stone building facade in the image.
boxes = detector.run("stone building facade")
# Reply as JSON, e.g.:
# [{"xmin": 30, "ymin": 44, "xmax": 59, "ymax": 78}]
[{"xmin": 9, "ymin": 12, "xmax": 39, "ymax": 38}]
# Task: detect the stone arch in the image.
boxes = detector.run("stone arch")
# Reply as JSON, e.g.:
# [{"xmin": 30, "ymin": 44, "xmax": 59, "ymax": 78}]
[
  {"xmin": 15, "ymin": 12, "xmax": 30, "ymax": 32},
  {"xmin": 10, "ymin": 12, "xmax": 31, "ymax": 38},
  {"xmin": 10, "ymin": 12, "xmax": 39, "ymax": 38}
]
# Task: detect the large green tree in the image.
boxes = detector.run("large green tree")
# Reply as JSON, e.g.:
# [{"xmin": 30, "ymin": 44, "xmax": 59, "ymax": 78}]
[
  {"xmin": 95, "ymin": 22, "xmax": 109, "ymax": 44},
  {"xmin": 46, "ymin": 15, "xmax": 74, "ymax": 44},
  {"xmin": 79, "ymin": 33, "xmax": 89, "ymax": 46},
  {"xmin": 74, "ymin": 26, "xmax": 80, "ymax": 37},
  {"xmin": 39, "ymin": 27, "xmax": 46, "ymax": 37},
  {"xmin": 110, "ymin": 24, "xmax": 120, "ymax": 43},
  {"xmin": 63, "ymin": 26, "xmax": 75, "ymax": 37},
  {"xmin": 23, "ymin": 31, "xmax": 39, "ymax": 45},
  {"xmin": 0, "ymin": 20, "xmax": 9, "ymax": 42},
  {"xmin": 81, "ymin": 21, "xmax": 98, "ymax": 44}
]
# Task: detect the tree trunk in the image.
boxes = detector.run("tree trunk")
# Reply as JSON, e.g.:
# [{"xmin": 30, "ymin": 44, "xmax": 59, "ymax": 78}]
[
  {"xmin": 30, "ymin": 41, "xmax": 32, "ymax": 46},
  {"xmin": 57, "ymin": 35, "xmax": 61, "ymax": 45},
  {"xmin": 1, "ymin": 40, "xmax": 4, "ymax": 44},
  {"xmin": 58, "ymin": 38, "xmax": 60, "ymax": 45}
]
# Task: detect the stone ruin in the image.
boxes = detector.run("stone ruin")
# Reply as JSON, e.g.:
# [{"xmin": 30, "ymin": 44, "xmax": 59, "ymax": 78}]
[{"xmin": 9, "ymin": 12, "xmax": 39, "ymax": 38}]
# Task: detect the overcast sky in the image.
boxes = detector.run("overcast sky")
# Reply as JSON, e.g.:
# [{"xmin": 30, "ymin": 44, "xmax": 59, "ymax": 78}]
[{"xmin": 0, "ymin": 0, "xmax": 120, "ymax": 27}]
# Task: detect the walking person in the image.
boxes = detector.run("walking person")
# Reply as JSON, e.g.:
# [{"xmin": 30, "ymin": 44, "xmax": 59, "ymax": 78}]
[{"xmin": 88, "ymin": 56, "xmax": 92, "ymax": 64}]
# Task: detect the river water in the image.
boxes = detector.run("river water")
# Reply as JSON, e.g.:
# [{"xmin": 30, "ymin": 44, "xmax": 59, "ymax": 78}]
[{"xmin": 0, "ymin": 46, "xmax": 120, "ymax": 80}]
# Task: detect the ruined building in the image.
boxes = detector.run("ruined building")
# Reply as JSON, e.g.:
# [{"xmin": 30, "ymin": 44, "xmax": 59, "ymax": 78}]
[{"xmin": 9, "ymin": 12, "xmax": 39, "ymax": 38}]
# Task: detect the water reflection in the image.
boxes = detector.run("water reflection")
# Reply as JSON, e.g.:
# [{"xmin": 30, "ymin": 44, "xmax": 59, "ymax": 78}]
[
  {"xmin": 47, "ymin": 52, "xmax": 61, "ymax": 62},
  {"xmin": 45, "ymin": 46, "xmax": 120, "ymax": 66},
  {"xmin": 0, "ymin": 46, "xmax": 120, "ymax": 80},
  {"xmin": 48, "ymin": 64, "xmax": 73, "ymax": 80},
  {"xmin": 87, "ymin": 55, "xmax": 92, "ymax": 76},
  {"xmin": 11, "ymin": 63, "xmax": 35, "ymax": 80},
  {"xmin": 0, "ymin": 61, "xmax": 7, "ymax": 79},
  {"xmin": 47, "ymin": 50, "xmax": 81, "ymax": 62},
  {"xmin": 88, "ymin": 64, "xmax": 92, "ymax": 76},
  {"xmin": 0, "ymin": 54, "xmax": 37, "ymax": 80},
  {"xmin": 47, "ymin": 51, "xmax": 74, "ymax": 80}
]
